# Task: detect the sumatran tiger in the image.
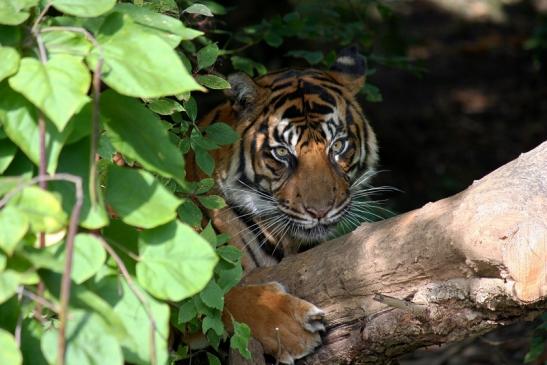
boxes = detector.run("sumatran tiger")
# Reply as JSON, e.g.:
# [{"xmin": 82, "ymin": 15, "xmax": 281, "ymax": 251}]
[{"xmin": 190, "ymin": 47, "xmax": 378, "ymax": 364}]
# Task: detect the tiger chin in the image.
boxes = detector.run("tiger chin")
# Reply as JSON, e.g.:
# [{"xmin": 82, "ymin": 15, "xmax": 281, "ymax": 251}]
[{"xmin": 189, "ymin": 47, "xmax": 378, "ymax": 364}]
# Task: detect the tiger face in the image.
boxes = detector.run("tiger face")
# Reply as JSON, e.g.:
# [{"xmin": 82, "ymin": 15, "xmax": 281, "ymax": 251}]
[{"xmin": 218, "ymin": 48, "xmax": 378, "ymax": 247}]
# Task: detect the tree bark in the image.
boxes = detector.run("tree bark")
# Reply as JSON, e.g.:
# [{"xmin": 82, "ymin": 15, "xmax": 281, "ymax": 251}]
[{"xmin": 243, "ymin": 141, "xmax": 547, "ymax": 364}]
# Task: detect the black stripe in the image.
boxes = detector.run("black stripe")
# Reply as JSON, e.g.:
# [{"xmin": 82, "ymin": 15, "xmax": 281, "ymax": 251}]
[
  {"xmin": 231, "ymin": 205, "xmax": 284, "ymax": 263},
  {"xmin": 242, "ymin": 237, "xmax": 260, "ymax": 267}
]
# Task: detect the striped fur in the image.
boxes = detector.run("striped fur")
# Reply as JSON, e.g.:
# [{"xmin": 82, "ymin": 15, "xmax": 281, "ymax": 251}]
[
  {"xmin": 197, "ymin": 54, "xmax": 378, "ymax": 271},
  {"xmin": 186, "ymin": 50, "xmax": 379, "ymax": 363}
]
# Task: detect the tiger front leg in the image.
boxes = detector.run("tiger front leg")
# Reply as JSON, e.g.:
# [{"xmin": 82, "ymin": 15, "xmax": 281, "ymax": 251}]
[{"xmin": 224, "ymin": 282, "xmax": 325, "ymax": 364}]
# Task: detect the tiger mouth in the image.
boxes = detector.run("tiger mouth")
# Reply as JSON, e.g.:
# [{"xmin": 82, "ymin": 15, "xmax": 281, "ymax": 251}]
[{"xmin": 289, "ymin": 222, "xmax": 337, "ymax": 242}]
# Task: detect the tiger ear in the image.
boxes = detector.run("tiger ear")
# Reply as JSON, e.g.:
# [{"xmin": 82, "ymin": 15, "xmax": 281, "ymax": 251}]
[
  {"xmin": 226, "ymin": 72, "xmax": 266, "ymax": 112},
  {"xmin": 326, "ymin": 47, "xmax": 367, "ymax": 95}
]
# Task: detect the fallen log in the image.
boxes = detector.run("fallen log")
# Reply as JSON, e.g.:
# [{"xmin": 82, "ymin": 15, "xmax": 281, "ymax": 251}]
[{"xmin": 243, "ymin": 141, "xmax": 547, "ymax": 364}]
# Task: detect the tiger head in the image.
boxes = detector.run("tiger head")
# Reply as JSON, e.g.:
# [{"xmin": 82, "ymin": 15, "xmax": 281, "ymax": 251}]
[{"xmin": 218, "ymin": 48, "xmax": 378, "ymax": 244}]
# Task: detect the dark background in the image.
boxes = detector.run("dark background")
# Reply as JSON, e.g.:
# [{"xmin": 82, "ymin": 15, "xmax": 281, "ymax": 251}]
[{"xmin": 200, "ymin": 0, "xmax": 547, "ymax": 363}]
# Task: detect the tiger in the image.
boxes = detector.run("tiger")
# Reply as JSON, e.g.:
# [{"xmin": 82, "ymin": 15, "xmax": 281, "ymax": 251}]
[{"xmin": 190, "ymin": 47, "xmax": 378, "ymax": 364}]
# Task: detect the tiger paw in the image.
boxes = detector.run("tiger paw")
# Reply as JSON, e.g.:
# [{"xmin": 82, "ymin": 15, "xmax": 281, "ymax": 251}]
[{"xmin": 224, "ymin": 283, "xmax": 325, "ymax": 364}]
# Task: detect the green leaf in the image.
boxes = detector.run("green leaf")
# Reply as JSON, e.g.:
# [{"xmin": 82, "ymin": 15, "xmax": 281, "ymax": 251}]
[
  {"xmin": 196, "ymin": 74, "xmax": 231, "ymax": 90},
  {"xmin": 106, "ymin": 165, "xmax": 182, "ymax": 229},
  {"xmin": 205, "ymin": 122, "xmax": 239, "ymax": 145},
  {"xmin": 183, "ymin": 97, "xmax": 197, "ymax": 121},
  {"xmin": 177, "ymin": 200, "xmax": 203, "ymax": 228},
  {"xmin": 0, "ymin": 328, "xmax": 22, "ymax": 365},
  {"xmin": 286, "ymin": 50, "xmax": 324, "ymax": 65},
  {"xmin": 97, "ymin": 276, "xmax": 170, "ymax": 365},
  {"xmin": 200, "ymin": 221, "xmax": 217, "ymax": 246},
  {"xmin": 49, "ymin": 137, "xmax": 109, "ymax": 229},
  {"xmin": 8, "ymin": 55, "xmax": 91, "ymax": 132},
  {"xmin": 42, "ymin": 30, "xmax": 92, "ymax": 57},
  {"xmin": 202, "ymin": 311, "xmax": 224, "ymax": 336},
  {"xmin": 198, "ymin": 195, "xmax": 226, "ymax": 209},
  {"xmin": 178, "ymin": 300, "xmax": 197, "ymax": 324},
  {"xmin": 140, "ymin": 0, "xmax": 178, "ymax": 15},
  {"xmin": 51, "ymin": 0, "xmax": 116, "ymax": 17},
  {"xmin": 216, "ymin": 262, "xmax": 242, "ymax": 292},
  {"xmin": 230, "ymin": 320, "xmax": 251, "ymax": 359},
  {"xmin": 102, "ymin": 220, "xmax": 139, "ymax": 274},
  {"xmin": 0, "ymin": 83, "xmax": 73, "ymax": 173},
  {"xmin": 41, "ymin": 310, "xmax": 123, "ymax": 365},
  {"xmin": 0, "ymin": 139, "xmax": 17, "ymax": 173},
  {"xmin": 216, "ymin": 246, "xmax": 241, "ymax": 264},
  {"xmin": 524, "ymin": 334, "xmax": 545, "ymax": 363},
  {"xmin": 0, "ymin": 253, "xmax": 5, "ymax": 271},
  {"xmin": 20, "ymin": 319, "xmax": 48, "ymax": 365},
  {"xmin": 0, "ymin": 0, "xmax": 38, "ymax": 25},
  {"xmin": 197, "ymin": 43, "xmax": 219, "ymax": 70},
  {"xmin": 147, "ymin": 98, "xmax": 184, "ymax": 115},
  {"xmin": 0, "ymin": 25, "xmax": 21, "ymax": 47},
  {"xmin": 8, "ymin": 186, "xmax": 67, "ymax": 233},
  {"xmin": 40, "ymin": 270, "xmax": 128, "ymax": 339},
  {"xmin": 195, "ymin": 178, "xmax": 215, "ymax": 194},
  {"xmin": 88, "ymin": 13, "xmax": 203, "ymax": 98},
  {"xmin": 0, "ymin": 46, "xmax": 19, "ymax": 82},
  {"xmin": 230, "ymin": 56, "xmax": 267, "ymax": 77},
  {"xmin": 195, "ymin": 148, "xmax": 215, "ymax": 176},
  {"xmin": 207, "ymin": 352, "xmax": 221, "ymax": 365},
  {"xmin": 199, "ymin": 280, "xmax": 224, "ymax": 310},
  {"xmin": 362, "ymin": 83, "xmax": 383, "ymax": 103},
  {"xmin": 136, "ymin": 220, "xmax": 218, "ymax": 301},
  {"xmin": 0, "ymin": 206, "xmax": 28, "ymax": 255},
  {"xmin": 101, "ymin": 90, "xmax": 187, "ymax": 185},
  {"xmin": 53, "ymin": 233, "xmax": 106, "ymax": 284},
  {"xmin": 264, "ymin": 31, "xmax": 283, "ymax": 47},
  {"xmin": 115, "ymin": 3, "xmax": 202, "ymax": 48},
  {"xmin": 183, "ymin": 4, "xmax": 213, "ymax": 17},
  {"xmin": 0, "ymin": 270, "xmax": 19, "ymax": 304}
]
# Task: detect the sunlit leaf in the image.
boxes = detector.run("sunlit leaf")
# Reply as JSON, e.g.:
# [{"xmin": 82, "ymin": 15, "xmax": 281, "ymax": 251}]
[
  {"xmin": 137, "ymin": 220, "xmax": 218, "ymax": 301},
  {"xmin": 0, "ymin": 0, "xmax": 39, "ymax": 25},
  {"xmin": 8, "ymin": 186, "xmax": 67, "ymax": 233},
  {"xmin": 0, "ymin": 328, "xmax": 22, "ymax": 365},
  {"xmin": 97, "ymin": 276, "xmax": 170, "ymax": 365},
  {"xmin": 0, "ymin": 83, "xmax": 73, "ymax": 173},
  {"xmin": 51, "ymin": 0, "xmax": 116, "ymax": 17},
  {"xmin": 41, "ymin": 310, "xmax": 123, "ymax": 365},
  {"xmin": 0, "ymin": 46, "xmax": 19, "ymax": 82},
  {"xmin": 0, "ymin": 206, "xmax": 28, "ymax": 255},
  {"xmin": 9, "ymin": 55, "xmax": 91, "ymax": 131},
  {"xmin": 87, "ymin": 13, "xmax": 203, "ymax": 98},
  {"xmin": 183, "ymin": 4, "xmax": 213, "ymax": 17},
  {"xmin": 115, "ymin": 3, "xmax": 202, "ymax": 48}
]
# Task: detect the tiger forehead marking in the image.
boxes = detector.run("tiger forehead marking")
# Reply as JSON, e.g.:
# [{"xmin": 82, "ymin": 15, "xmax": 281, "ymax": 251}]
[{"xmin": 209, "ymin": 48, "xmax": 378, "ymax": 266}]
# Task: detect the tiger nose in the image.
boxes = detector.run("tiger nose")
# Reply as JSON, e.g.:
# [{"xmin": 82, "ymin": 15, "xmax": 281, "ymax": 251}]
[{"xmin": 304, "ymin": 205, "xmax": 332, "ymax": 219}]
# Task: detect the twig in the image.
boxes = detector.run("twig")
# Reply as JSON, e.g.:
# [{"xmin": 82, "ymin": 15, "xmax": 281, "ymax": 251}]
[
  {"xmin": 35, "ymin": 112, "xmax": 47, "ymax": 321},
  {"xmin": 15, "ymin": 288, "xmax": 23, "ymax": 346},
  {"xmin": 31, "ymin": 2, "xmax": 51, "ymax": 322},
  {"xmin": 19, "ymin": 286, "xmax": 60, "ymax": 313},
  {"xmin": 372, "ymin": 293, "xmax": 428, "ymax": 318},
  {"xmin": 57, "ymin": 175, "xmax": 83, "ymax": 365},
  {"xmin": 96, "ymin": 236, "xmax": 158, "ymax": 365}
]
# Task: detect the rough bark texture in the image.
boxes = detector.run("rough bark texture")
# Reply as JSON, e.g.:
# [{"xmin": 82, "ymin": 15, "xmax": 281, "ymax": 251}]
[{"xmin": 243, "ymin": 141, "xmax": 547, "ymax": 364}]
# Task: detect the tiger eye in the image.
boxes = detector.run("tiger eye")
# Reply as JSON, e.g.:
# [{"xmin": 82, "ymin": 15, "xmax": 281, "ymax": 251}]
[
  {"xmin": 274, "ymin": 147, "xmax": 289, "ymax": 157},
  {"xmin": 332, "ymin": 140, "xmax": 345, "ymax": 154}
]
